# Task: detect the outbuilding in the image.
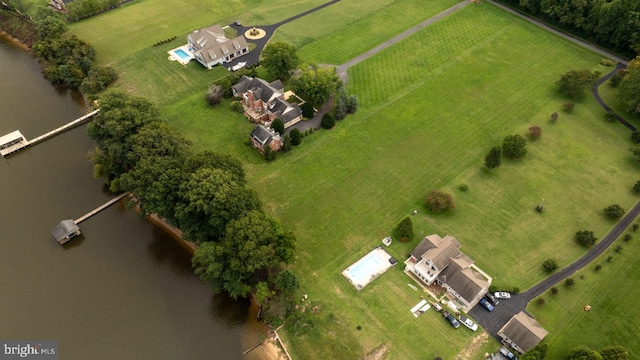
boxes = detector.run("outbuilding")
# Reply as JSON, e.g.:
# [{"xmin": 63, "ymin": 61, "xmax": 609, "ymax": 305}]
[{"xmin": 51, "ymin": 220, "xmax": 81, "ymax": 245}]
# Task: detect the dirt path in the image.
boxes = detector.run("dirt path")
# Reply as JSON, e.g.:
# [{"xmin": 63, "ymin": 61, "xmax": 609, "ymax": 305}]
[{"xmin": 455, "ymin": 333, "xmax": 489, "ymax": 360}]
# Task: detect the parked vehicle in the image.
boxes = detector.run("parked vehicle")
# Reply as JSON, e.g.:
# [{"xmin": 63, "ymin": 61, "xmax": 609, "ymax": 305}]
[
  {"xmin": 479, "ymin": 298, "xmax": 494, "ymax": 312},
  {"xmin": 499, "ymin": 347, "xmax": 517, "ymax": 359},
  {"xmin": 458, "ymin": 315, "xmax": 478, "ymax": 331},
  {"xmin": 230, "ymin": 62, "xmax": 247, "ymax": 72},
  {"xmin": 494, "ymin": 291, "xmax": 511, "ymax": 299},
  {"xmin": 484, "ymin": 292, "xmax": 499, "ymax": 306},
  {"xmin": 442, "ymin": 311, "xmax": 460, "ymax": 328}
]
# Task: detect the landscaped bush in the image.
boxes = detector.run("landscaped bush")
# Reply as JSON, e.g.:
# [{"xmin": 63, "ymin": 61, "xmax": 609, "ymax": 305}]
[
  {"xmin": 550, "ymin": 111, "xmax": 558, "ymax": 124},
  {"xmin": 543, "ymin": 258, "xmax": 558, "ymax": 273},
  {"xmin": 615, "ymin": 245, "xmax": 623, "ymax": 253},
  {"xmin": 153, "ymin": 36, "xmax": 177, "ymax": 47},
  {"xmin": 604, "ymin": 204, "xmax": 625, "ymax": 219},
  {"xmin": 290, "ymin": 128, "xmax": 302, "ymax": 146},
  {"xmin": 321, "ymin": 113, "xmax": 335, "ymax": 129},
  {"xmin": 633, "ymin": 180, "xmax": 640, "ymax": 193},
  {"xmin": 633, "ymin": 223, "xmax": 639, "ymax": 232},
  {"xmin": 576, "ymin": 230, "xmax": 597, "ymax": 247},
  {"xmin": 502, "ymin": 134, "xmax": 527, "ymax": 159},
  {"xmin": 484, "ymin": 146, "xmax": 502, "ymax": 169},
  {"xmin": 536, "ymin": 297, "xmax": 546, "ymax": 306},
  {"xmin": 230, "ymin": 100, "xmax": 244, "ymax": 113},
  {"xmin": 529, "ymin": 125, "xmax": 542, "ymax": 139},
  {"xmin": 565, "ymin": 278, "xmax": 575, "ymax": 287},
  {"xmin": 264, "ymin": 146, "xmax": 276, "ymax": 162},
  {"xmin": 271, "ymin": 119, "xmax": 285, "ymax": 135},
  {"xmin": 300, "ymin": 102, "xmax": 315, "ymax": 118},
  {"xmin": 425, "ymin": 190, "xmax": 455, "ymax": 213},
  {"xmin": 205, "ymin": 84, "xmax": 224, "ymax": 106},
  {"xmin": 459, "ymin": 184, "xmax": 468, "ymax": 192},
  {"xmin": 563, "ymin": 102, "xmax": 575, "ymax": 113},
  {"xmin": 600, "ymin": 58, "xmax": 616, "ymax": 66},
  {"xmin": 489, "ymin": 285, "xmax": 520, "ymax": 294},
  {"xmin": 594, "ymin": 264, "xmax": 602, "ymax": 271},
  {"xmin": 394, "ymin": 216, "xmax": 415, "ymax": 242},
  {"xmin": 632, "ymin": 131, "xmax": 640, "ymax": 143},
  {"xmin": 624, "ymin": 234, "xmax": 632, "ymax": 242},
  {"xmin": 550, "ymin": 287, "xmax": 559, "ymax": 295}
]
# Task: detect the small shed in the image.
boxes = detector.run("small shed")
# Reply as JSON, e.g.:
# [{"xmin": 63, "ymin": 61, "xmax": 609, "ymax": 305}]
[{"xmin": 51, "ymin": 220, "xmax": 81, "ymax": 245}]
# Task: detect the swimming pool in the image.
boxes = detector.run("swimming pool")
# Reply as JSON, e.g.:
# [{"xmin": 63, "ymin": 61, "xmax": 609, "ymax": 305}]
[
  {"xmin": 342, "ymin": 247, "xmax": 394, "ymax": 290},
  {"xmin": 174, "ymin": 49, "xmax": 190, "ymax": 61},
  {"xmin": 167, "ymin": 46, "xmax": 193, "ymax": 65}
]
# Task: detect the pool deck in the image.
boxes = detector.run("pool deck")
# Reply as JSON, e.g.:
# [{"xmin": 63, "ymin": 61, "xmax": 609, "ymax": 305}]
[
  {"xmin": 342, "ymin": 247, "xmax": 395, "ymax": 290},
  {"xmin": 168, "ymin": 45, "xmax": 194, "ymax": 66}
]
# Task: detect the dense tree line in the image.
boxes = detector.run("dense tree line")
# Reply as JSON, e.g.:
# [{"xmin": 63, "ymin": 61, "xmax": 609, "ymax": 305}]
[
  {"xmin": 88, "ymin": 90, "xmax": 298, "ymax": 319},
  {"xmin": 31, "ymin": 9, "xmax": 116, "ymax": 92},
  {"xmin": 66, "ymin": 0, "xmax": 122, "ymax": 21},
  {"xmin": 497, "ymin": 0, "xmax": 640, "ymax": 58}
]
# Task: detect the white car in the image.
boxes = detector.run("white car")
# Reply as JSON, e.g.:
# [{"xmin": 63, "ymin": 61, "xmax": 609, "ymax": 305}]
[
  {"xmin": 494, "ymin": 291, "xmax": 511, "ymax": 299},
  {"xmin": 230, "ymin": 62, "xmax": 247, "ymax": 72},
  {"xmin": 458, "ymin": 315, "xmax": 478, "ymax": 331}
]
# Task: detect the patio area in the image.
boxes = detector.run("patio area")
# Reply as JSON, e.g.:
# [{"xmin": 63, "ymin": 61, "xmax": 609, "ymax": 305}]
[{"xmin": 168, "ymin": 45, "xmax": 194, "ymax": 65}]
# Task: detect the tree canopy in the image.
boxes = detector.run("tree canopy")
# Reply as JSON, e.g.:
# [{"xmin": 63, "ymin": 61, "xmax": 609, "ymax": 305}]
[
  {"xmin": 174, "ymin": 168, "xmax": 261, "ymax": 243},
  {"xmin": 192, "ymin": 211, "xmax": 296, "ymax": 299},
  {"xmin": 484, "ymin": 146, "xmax": 502, "ymax": 169},
  {"xmin": 395, "ymin": 216, "xmax": 415, "ymax": 241},
  {"xmin": 261, "ymin": 42, "xmax": 299, "ymax": 81},
  {"xmin": 291, "ymin": 65, "xmax": 342, "ymax": 106},
  {"xmin": 556, "ymin": 69, "xmax": 599, "ymax": 100},
  {"xmin": 425, "ymin": 190, "xmax": 455, "ymax": 213},
  {"xmin": 619, "ymin": 56, "xmax": 640, "ymax": 114},
  {"xmin": 502, "ymin": 134, "xmax": 528, "ymax": 159}
]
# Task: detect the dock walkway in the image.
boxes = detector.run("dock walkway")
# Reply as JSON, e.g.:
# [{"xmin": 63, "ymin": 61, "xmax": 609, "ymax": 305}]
[
  {"xmin": 0, "ymin": 109, "xmax": 100, "ymax": 157},
  {"xmin": 75, "ymin": 192, "xmax": 130, "ymax": 224}
]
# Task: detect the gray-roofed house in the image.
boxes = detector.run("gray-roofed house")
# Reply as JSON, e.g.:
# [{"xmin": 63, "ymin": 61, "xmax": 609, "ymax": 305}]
[
  {"xmin": 232, "ymin": 76, "xmax": 303, "ymax": 128},
  {"xmin": 498, "ymin": 311, "xmax": 548, "ymax": 354},
  {"xmin": 405, "ymin": 234, "xmax": 491, "ymax": 312},
  {"xmin": 51, "ymin": 219, "xmax": 81, "ymax": 245},
  {"xmin": 49, "ymin": 0, "xmax": 72, "ymax": 12},
  {"xmin": 187, "ymin": 25, "xmax": 249, "ymax": 69},
  {"xmin": 250, "ymin": 125, "xmax": 282, "ymax": 153}
]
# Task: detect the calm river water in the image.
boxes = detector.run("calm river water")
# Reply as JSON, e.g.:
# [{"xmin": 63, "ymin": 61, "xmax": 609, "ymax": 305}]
[{"xmin": 0, "ymin": 34, "xmax": 265, "ymax": 359}]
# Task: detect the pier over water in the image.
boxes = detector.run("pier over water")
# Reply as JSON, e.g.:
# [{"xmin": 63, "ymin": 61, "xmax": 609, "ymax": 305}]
[{"xmin": 0, "ymin": 109, "xmax": 100, "ymax": 157}]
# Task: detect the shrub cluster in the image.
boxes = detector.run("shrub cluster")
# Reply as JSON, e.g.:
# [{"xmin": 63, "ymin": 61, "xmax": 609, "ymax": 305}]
[{"xmin": 153, "ymin": 36, "xmax": 177, "ymax": 47}]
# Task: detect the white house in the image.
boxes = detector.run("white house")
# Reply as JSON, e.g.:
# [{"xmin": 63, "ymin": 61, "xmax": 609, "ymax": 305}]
[{"xmin": 187, "ymin": 25, "xmax": 249, "ymax": 69}]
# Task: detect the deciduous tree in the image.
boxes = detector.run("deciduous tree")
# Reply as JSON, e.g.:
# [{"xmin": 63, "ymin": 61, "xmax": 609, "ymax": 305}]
[
  {"xmin": 575, "ymin": 230, "xmax": 597, "ymax": 247},
  {"xmin": 261, "ymin": 42, "xmax": 299, "ymax": 81},
  {"xmin": 425, "ymin": 190, "xmax": 455, "ymax": 213},
  {"xmin": 619, "ymin": 56, "xmax": 640, "ymax": 114},
  {"xmin": 603, "ymin": 204, "xmax": 624, "ymax": 219},
  {"xmin": 174, "ymin": 168, "xmax": 261, "ymax": 243},
  {"xmin": 556, "ymin": 69, "xmax": 599, "ymax": 100},
  {"xmin": 502, "ymin": 134, "xmax": 528, "ymax": 159},
  {"xmin": 291, "ymin": 65, "xmax": 342, "ymax": 106},
  {"xmin": 205, "ymin": 84, "xmax": 224, "ymax": 106}
]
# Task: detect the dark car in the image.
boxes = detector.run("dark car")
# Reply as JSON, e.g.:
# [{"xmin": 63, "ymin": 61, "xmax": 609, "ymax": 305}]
[
  {"xmin": 479, "ymin": 298, "xmax": 494, "ymax": 312},
  {"xmin": 442, "ymin": 311, "xmax": 460, "ymax": 328},
  {"xmin": 484, "ymin": 292, "xmax": 499, "ymax": 306}
]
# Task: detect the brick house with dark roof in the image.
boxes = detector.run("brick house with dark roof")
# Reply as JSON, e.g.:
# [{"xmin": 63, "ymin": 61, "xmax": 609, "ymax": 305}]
[
  {"xmin": 405, "ymin": 234, "xmax": 491, "ymax": 312},
  {"xmin": 187, "ymin": 25, "xmax": 248, "ymax": 69},
  {"xmin": 249, "ymin": 125, "xmax": 282, "ymax": 153},
  {"xmin": 498, "ymin": 311, "xmax": 548, "ymax": 354},
  {"xmin": 232, "ymin": 76, "xmax": 302, "ymax": 128}
]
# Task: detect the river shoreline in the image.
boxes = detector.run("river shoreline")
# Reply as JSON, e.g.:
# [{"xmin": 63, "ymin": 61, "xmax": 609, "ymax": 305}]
[
  {"xmin": 146, "ymin": 212, "xmax": 287, "ymax": 360},
  {"xmin": 0, "ymin": 30, "xmax": 30, "ymax": 50}
]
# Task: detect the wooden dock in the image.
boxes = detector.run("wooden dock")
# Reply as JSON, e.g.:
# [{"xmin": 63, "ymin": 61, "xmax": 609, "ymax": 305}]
[
  {"xmin": 0, "ymin": 109, "xmax": 100, "ymax": 157},
  {"xmin": 75, "ymin": 192, "xmax": 130, "ymax": 224}
]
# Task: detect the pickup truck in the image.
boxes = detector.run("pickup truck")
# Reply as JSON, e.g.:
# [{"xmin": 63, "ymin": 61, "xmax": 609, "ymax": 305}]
[{"xmin": 442, "ymin": 311, "xmax": 460, "ymax": 329}]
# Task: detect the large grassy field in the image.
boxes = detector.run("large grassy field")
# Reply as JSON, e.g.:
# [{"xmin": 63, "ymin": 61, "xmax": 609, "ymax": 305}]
[
  {"xmin": 245, "ymin": 4, "xmax": 640, "ymax": 359},
  {"xmin": 528, "ymin": 218, "xmax": 640, "ymax": 357},
  {"xmin": 65, "ymin": 0, "xmax": 640, "ymax": 358}
]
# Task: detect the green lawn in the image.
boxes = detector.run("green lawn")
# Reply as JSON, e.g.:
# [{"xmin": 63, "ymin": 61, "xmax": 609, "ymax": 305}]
[
  {"xmin": 270, "ymin": 0, "xmax": 461, "ymax": 65},
  {"xmin": 63, "ymin": 0, "xmax": 640, "ymax": 358},
  {"xmin": 243, "ymin": 4, "xmax": 640, "ymax": 358},
  {"xmin": 528, "ymin": 218, "xmax": 640, "ymax": 357}
]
